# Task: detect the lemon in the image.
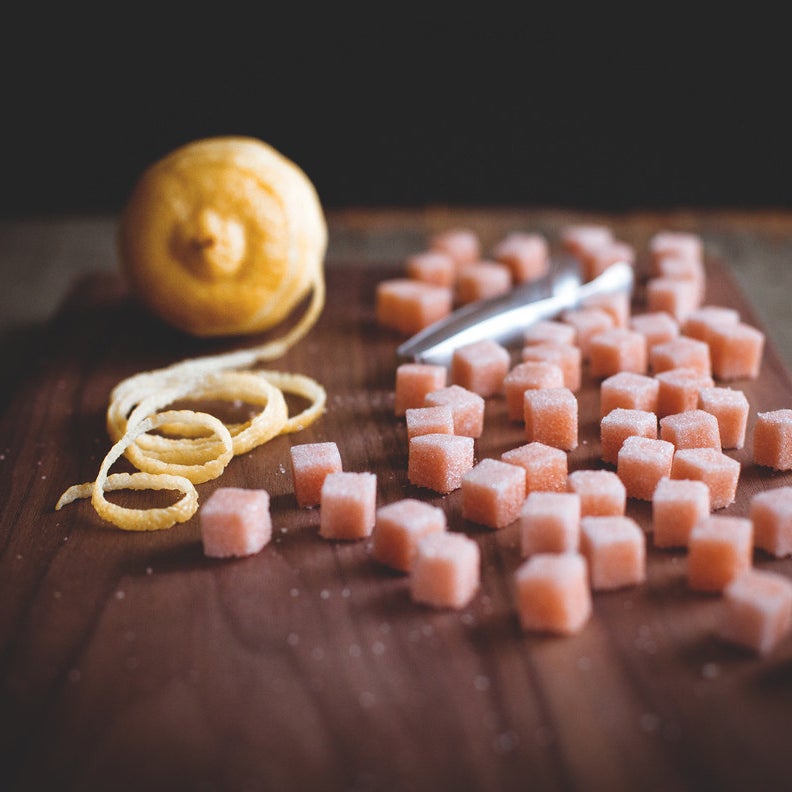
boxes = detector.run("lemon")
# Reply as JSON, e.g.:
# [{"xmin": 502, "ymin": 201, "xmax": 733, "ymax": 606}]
[{"xmin": 119, "ymin": 136, "xmax": 327, "ymax": 337}]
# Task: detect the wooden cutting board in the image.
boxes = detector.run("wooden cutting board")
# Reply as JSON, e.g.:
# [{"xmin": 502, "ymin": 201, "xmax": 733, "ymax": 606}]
[{"xmin": 2, "ymin": 259, "xmax": 792, "ymax": 792}]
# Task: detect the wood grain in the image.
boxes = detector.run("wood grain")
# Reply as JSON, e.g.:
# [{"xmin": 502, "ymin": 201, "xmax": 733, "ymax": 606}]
[{"xmin": 2, "ymin": 255, "xmax": 792, "ymax": 791}]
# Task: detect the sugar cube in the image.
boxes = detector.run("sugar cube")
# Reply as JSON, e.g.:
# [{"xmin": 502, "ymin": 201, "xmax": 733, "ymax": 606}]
[
  {"xmin": 659, "ymin": 409, "xmax": 722, "ymax": 450},
  {"xmin": 201, "ymin": 487, "xmax": 272, "ymax": 558},
  {"xmin": 589, "ymin": 328, "xmax": 648, "ymax": 379},
  {"xmin": 629, "ymin": 311, "xmax": 680, "ymax": 350},
  {"xmin": 405, "ymin": 250, "xmax": 456, "ymax": 287},
  {"xmin": 520, "ymin": 491, "xmax": 581, "ymax": 556},
  {"xmin": 750, "ymin": 486, "xmax": 792, "ymax": 558},
  {"xmin": 376, "ymin": 279, "xmax": 452, "ymax": 335},
  {"xmin": 430, "ymin": 228, "xmax": 480, "ymax": 266},
  {"xmin": 319, "ymin": 472, "xmax": 377, "ymax": 540},
  {"xmin": 708, "ymin": 322, "xmax": 765, "ymax": 381},
  {"xmin": 652, "ymin": 477, "xmax": 710, "ymax": 549},
  {"xmin": 697, "ymin": 386, "xmax": 749, "ymax": 450},
  {"xmin": 411, "ymin": 531, "xmax": 480, "ymax": 609},
  {"xmin": 599, "ymin": 371, "xmax": 659, "ymax": 418},
  {"xmin": 408, "ymin": 433, "xmax": 475, "ymax": 494},
  {"xmin": 394, "ymin": 362, "xmax": 447, "ymax": 417},
  {"xmin": 523, "ymin": 319, "xmax": 576, "ymax": 347},
  {"xmin": 654, "ymin": 367, "xmax": 715, "ymax": 418},
  {"xmin": 451, "ymin": 338, "xmax": 510, "ymax": 398},
  {"xmin": 650, "ymin": 337, "xmax": 711, "ymax": 377},
  {"xmin": 671, "ymin": 447, "xmax": 740, "ymax": 510},
  {"xmin": 580, "ymin": 516, "xmax": 646, "ymax": 590},
  {"xmin": 682, "ymin": 305, "xmax": 740, "ymax": 344},
  {"xmin": 462, "ymin": 458, "xmax": 526, "ymax": 529},
  {"xmin": 687, "ymin": 516, "xmax": 753, "ymax": 593},
  {"xmin": 719, "ymin": 569, "xmax": 792, "ymax": 655},
  {"xmin": 567, "ymin": 469, "xmax": 626, "ymax": 517},
  {"xmin": 372, "ymin": 498, "xmax": 447, "ymax": 572},
  {"xmin": 405, "ymin": 405, "xmax": 455, "ymax": 439},
  {"xmin": 524, "ymin": 387, "xmax": 579, "ymax": 450},
  {"xmin": 617, "ymin": 435, "xmax": 675, "ymax": 501},
  {"xmin": 492, "ymin": 231, "xmax": 550, "ymax": 283},
  {"xmin": 753, "ymin": 409, "xmax": 792, "ymax": 471},
  {"xmin": 456, "ymin": 261, "xmax": 512, "ymax": 304},
  {"xmin": 501, "ymin": 441, "xmax": 568, "ymax": 494},
  {"xmin": 513, "ymin": 554, "xmax": 592, "ymax": 634},
  {"xmin": 290, "ymin": 441, "xmax": 343, "ymax": 508}
]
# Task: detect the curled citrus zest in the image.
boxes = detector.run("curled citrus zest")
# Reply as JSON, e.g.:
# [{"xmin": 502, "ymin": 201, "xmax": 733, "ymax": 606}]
[{"xmin": 57, "ymin": 270, "xmax": 326, "ymax": 531}]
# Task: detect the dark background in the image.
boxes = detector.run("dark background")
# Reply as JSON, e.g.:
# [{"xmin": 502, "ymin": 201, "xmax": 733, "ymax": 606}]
[{"xmin": 3, "ymin": 12, "xmax": 791, "ymax": 217}]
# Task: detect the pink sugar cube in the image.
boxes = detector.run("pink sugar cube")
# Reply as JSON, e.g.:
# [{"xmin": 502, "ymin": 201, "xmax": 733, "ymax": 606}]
[
  {"xmin": 578, "ymin": 240, "xmax": 636, "ymax": 282},
  {"xmin": 646, "ymin": 277, "xmax": 701, "ymax": 322},
  {"xmin": 600, "ymin": 407, "xmax": 658, "ymax": 465},
  {"xmin": 290, "ymin": 441, "xmax": 343, "ymax": 508},
  {"xmin": 405, "ymin": 404, "xmax": 455, "ymax": 439},
  {"xmin": 659, "ymin": 409, "xmax": 722, "ymax": 450},
  {"xmin": 425, "ymin": 384, "xmax": 485, "ymax": 438},
  {"xmin": 408, "ymin": 433, "xmax": 475, "ymax": 494},
  {"xmin": 405, "ymin": 250, "xmax": 456, "ymax": 288},
  {"xmin": 652, "ymin": 477, "xmax": 710, "ymax": 549},
  {"xmin": 372, "ymin": 498, "xmax": 447, "ymax": 572},
  {"xmin": 455, "ymin": 261, "xmax": 512, "ymax": 304},
  {"xmin": 617, "ymin": 435, "xmax": 675, "ymax": 501},
  {"xmin": 697, "ymin": 387, "xmax": 749, "ymax": 450},
  {"xmin": 655, "ymin": 367, "xmax": 715, "ymax": 418},
  {"xmin": 753, "ymin": 409, "xmax": 792, "ymax": 471},
  {"xmin": 200, "ymin": 487, "xmax": 272, "ymax": 558},
  {"xmin": 750, "ymin": 486, "xmax": 792, "ymax": 558},
  {"xmin": 650, "ymin": 336, "xmax": 711, "ymax": 376},
  {"xmin": 376, "ymin": 279, "xmax": 453, "ymax": 336},
  {"xmin": 599, "ymin": 372, "xmax": 659, "ymax": 419},
  {"xmin": 520, "ymin": 491, "xmax": 581, "ymax": 556},
  {"xmin": 580, "ymin": 515, "xmax": 646, "ymax": 590},
  {"xmin": 589, "ymin": 327, "xmax": 648, "ymax": 379},
  {"xmin": 501, "ymin": 441, "xmax": 568, "ymax": 494},
  {"xmin": 687, "ymin": 515, "xmax": 753, "ymax": 593},
  {"xmin": 523, "ymin": 319, "xmax": 576, "ymax": 347},
  {"xmin": 567, "ymin": 469, "xmax": 626, "ymax": 517},
  {"xmin": 671, "ymin": 447, "xmax": 740, "ymax": 510},
  {"xmin": 681, "ymin": 305, "xmax": 740, "ymax": 344},
  {"xmin": 559, "ymin": 224, "xmax": 614, "ymax": 259},
  {"xmin": 410, "ymin": 531, "xmax": 480, "ymax": 609},
  {"xmin": 719, "ymin": 569, "xmax": 792, "ymax": 655},
  {"xmin": 708, "ymin": 322, "xmax": 765, "ymax": 381},
  {"xmin": 394, "ymin": 362, "xmax": 447, "ymax": 417},
  {"xmin": 462, "ymin": 457, "xmax": 527, "ymax": 529},
  {"xmin": 582, "ymin": 290, "xmax": 631, "ymax": 328},
  {"xmin": 654, "ymin": 255, "xmax": 706, "ymax": 301},
  {"xmin": 492, "ymin": 231, "xmax": 550, "ymax": 283},
  {"xmin": 629, "ymin": 311, "xmax": 679, "ymax": 350},
  {"xmin": 503, "ymin": 361, "xmax": 565, "ymax": 421},
  {"xmin": 648, "ymin": 230, "xmax": 704, "ymax": 268},
  {"xmin": 521, "ymin": 342, "xmax": 582, "ymax": 392},
  {"xmin": 513, "ymin": 553, "xmax": 592, "ymax": 634},
  {"xmin": 524, "ymin": 387, "xmax": 578, "ymax": 450},
  {"xmin": 561, "ymin": 307, "xmax": 615, "ymax": 360},
  {"xmin": 451, "ymin": 338, "xmax": 510, "ymax": 398},
  {"xmin": 319, "ymin": 472, "xmax": 377, "ymax": 541},
  {"xmin": 430, "ymin": 228, "xmax": 480, "ymax": 267}
]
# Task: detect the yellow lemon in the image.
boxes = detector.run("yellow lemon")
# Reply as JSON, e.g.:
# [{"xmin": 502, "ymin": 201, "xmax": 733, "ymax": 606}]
[{"xmin": 119, "ymin": 135, "xmax": 327, "ymax": 337}]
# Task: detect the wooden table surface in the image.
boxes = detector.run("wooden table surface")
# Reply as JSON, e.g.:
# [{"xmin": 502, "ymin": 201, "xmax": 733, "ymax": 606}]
[{"xmin": 2, "ymin": 208, "xmax": 792, "ymax": 791}]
